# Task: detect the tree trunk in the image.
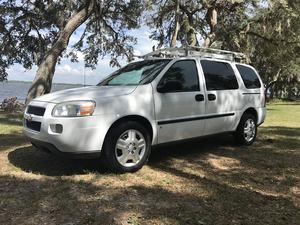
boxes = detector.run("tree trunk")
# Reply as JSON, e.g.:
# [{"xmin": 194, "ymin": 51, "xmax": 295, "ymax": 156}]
[
  {"xmin": 170, "ymin": 0, "xmax": 180, "ymax": 47},
  {"xmin": 204, "ymin": 7, "xmax": 217, "ymax": 48},
  {"xmin": 25, "ymin": 3, "xmax": 95, "ymax": 104},
  {"xmin": 182, "ymin": 17, "xmax": 197, "ymax": 46},
  {"xmin": 186, "ymin": 25, "xmax": 197, "ymax": 46}
]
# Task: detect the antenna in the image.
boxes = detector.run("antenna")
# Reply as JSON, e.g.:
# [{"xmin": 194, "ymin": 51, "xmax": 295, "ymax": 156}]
[{"xmin": 83, "ymin": 65, "xmax": 86, "ymax": 87}]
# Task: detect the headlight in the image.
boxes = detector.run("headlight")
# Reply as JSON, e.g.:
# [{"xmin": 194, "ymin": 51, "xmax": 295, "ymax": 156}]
[{"xmin": 52, "ymin": 101, "xmax": 96, "ymax": 117}]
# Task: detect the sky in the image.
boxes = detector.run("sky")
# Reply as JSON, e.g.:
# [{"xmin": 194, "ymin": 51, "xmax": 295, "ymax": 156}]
[{"xmin": 7, "ymin": 27, "xmax": 158, "ymax": 85}]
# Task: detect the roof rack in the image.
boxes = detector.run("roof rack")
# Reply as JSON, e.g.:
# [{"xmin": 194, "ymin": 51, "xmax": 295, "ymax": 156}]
[{"xmin": 142, "ymin": 46, "xmax": 247, "ymax": 62}]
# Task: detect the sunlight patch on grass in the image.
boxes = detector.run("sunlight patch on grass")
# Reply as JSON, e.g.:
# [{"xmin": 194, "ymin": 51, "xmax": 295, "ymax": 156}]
[
  {"xmin": 0, "ymin": 124, "xmax": 22, "ymax": 134},
  {"xmin": 263, "ymin": 102, "xmax": 300, "ymax": 128},
  {"xmin": 206, "ymin": 154, "xmax": 241, "ymax": 171}
]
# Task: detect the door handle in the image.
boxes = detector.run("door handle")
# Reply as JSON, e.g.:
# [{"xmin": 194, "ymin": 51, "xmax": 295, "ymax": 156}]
[
  {"xmin": 195, "ymin": 94, "xmax": 204, "ymax": 102},
  {"xmin": 208, "ymin": 94, "xmax": 216, "ymax": 101}
]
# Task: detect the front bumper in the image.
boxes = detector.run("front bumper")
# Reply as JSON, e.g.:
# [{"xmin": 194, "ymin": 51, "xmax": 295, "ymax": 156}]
[
  {"xmin": 23, "ymin": 100, "xmax": 111, "ymax": 155},
  {"xmin": 30, "ymin": 138, "xmax": 101, "ymax": 159}
]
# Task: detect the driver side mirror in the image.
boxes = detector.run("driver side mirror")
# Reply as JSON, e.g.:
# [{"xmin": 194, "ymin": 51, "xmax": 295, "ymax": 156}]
[{"xmin": 157, "ymin": 80, "xmax": 183, "ymax": 93}]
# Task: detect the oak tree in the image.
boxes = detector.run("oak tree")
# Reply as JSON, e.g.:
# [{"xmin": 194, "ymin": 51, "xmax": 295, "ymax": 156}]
[{"xmin": 0, "ymin": 0, "xmax": 143, "ymax": 103}]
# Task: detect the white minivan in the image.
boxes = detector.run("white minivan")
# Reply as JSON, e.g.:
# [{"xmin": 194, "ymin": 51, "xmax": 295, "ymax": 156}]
[{"xmin": 23, "ymin": 47, "xmax": 266, "ymax": 172}]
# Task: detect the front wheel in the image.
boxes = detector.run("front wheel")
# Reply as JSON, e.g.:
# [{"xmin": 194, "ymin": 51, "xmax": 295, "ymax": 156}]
[
  {"xmin": 235, "ymin": 113, "xmax": 257, "ymax": 145},
  {"xmin": 102, "ymin": 121, "xmax": 151, "ymax": 173}
]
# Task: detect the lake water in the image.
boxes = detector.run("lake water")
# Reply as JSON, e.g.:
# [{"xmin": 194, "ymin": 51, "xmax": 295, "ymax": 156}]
[{"xmin": 0, "ymin": 81, "xmax": 82, "ymax": 103}]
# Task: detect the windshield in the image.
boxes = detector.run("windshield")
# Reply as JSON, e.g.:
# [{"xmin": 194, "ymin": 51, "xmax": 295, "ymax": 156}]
[{"xmin": 97, "ymin": 59, "xmax": 171, "ymax": 86}]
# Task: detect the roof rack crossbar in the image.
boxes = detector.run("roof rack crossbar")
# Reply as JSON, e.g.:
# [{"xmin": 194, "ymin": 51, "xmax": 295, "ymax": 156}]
[{"xmin": 142, "ymin": 46, "xmax": 246, "ymax": 62}]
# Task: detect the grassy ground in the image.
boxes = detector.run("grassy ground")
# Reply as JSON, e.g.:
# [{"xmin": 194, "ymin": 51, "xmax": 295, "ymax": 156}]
[{"xmin": 0, "ymin": 102, "xmax": 299, "ymax": 225}]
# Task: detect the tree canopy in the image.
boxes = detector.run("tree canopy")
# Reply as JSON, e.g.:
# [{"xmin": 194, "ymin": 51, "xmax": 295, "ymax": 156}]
[
  {"xmin": 146, "ymin": 0, "xmax": 300, "ymax": 97},
  {"xmin": 147, "ymin": 0, "xmax": 256, "ymax": 47},
  {"xmin": 0, "ymin": 0, "xmax": 144, "ymax": 102}
]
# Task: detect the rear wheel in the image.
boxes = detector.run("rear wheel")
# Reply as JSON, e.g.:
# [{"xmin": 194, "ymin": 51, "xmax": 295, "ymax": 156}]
[
  {"xmin": 235, "ymin": 113, "xmax": 257, "ymax": 145},
  {"xmin": 102, "ymin": 121, "xmax": 151, "ymax": 173}
]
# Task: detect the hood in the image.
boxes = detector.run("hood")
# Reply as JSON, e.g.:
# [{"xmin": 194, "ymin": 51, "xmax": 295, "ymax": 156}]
[{"xmin": 33, "ymin": 85, "xmax": 137, "ymax": 103}]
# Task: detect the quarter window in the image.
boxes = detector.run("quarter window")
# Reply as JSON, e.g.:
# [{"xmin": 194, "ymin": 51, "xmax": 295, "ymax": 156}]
[
  {"xmin": 236, "ymin": 65, "xmax": 261, "ymax": 89},
  {"xmin": 158, "ymin": 60, "xmax": 199, "ymax": 92},
  {"xmin": 201, "ymin": 60, "xmax": 239, "ymax": 90}
]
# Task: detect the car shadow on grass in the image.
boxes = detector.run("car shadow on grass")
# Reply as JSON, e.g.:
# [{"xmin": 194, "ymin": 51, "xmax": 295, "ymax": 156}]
[
  {"xmin": 149, "ymin": 126, "xmax": 300, "ymax": 182},
  {"xmin": 2, "ymin": 156, "xmax": 300, "ymax": 225},
  {"xmin": 7, "ymin": 146, "xmax": 109, "ymax": 176},
  {"xmin": 7, "ymin": 133, "xmax": 235, "ymax": 176},
  {"xmin": 7, "ymin": 126, "xmax": 300, "ymax": 177},
  {"xmin": 5, "ymin": 127, "xmax": 300, "ymax": 224}
]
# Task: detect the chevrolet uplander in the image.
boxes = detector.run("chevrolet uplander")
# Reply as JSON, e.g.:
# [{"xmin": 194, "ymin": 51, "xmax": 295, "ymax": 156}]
[{"xmin": 23, "ymin": 47, "xmax": 266, "ymax": 172}]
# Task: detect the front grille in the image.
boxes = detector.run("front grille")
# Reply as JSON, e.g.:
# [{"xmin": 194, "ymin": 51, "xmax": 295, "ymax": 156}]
[
  {"xmin": 25, "ymin": 120, "xmax": 41, "ymax": 132},
  {"xmin": 27, "ymin": 106, "xmax": 46, "ymax": 116}
]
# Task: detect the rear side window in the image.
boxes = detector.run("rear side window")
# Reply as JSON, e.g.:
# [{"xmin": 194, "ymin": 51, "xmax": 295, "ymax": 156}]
[
  {"xmin": 236, "ymin": 65, "xmax": 261, "ymax": 89},
  {"xmin": 158, "ymin": 60, "xmax": 199, "ymax": 92},
  {"xmin": 200, "ymin": 60, "xmax": 238, "ymax": 90}
]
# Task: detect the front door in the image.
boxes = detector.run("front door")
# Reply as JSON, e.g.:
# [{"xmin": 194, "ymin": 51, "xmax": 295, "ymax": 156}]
[{"xmin": 153, "ymin": 59, "xmax": 206, "ymax": 143}]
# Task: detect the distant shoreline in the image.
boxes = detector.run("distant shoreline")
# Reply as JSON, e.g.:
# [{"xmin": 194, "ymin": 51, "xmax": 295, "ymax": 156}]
[
  {"xmin": 0, "ymin": 81, "xmax": 84, "ymax": 103},
  {"xmin": 1, "ymin": 80, "xmax": 84, "ymax": 86}
]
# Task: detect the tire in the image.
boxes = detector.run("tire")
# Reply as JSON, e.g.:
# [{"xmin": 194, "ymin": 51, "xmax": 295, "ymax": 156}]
[
  {"xmin": 235, "ymin": 113, "xmax": 257, "ymax": 145},
  {"xmin": 102, "ymin": 121, "xmax": 151, "ymax": 173}
]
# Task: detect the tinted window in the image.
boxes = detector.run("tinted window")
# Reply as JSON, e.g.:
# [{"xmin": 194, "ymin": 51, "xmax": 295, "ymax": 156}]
[
  {"xmin": 236, "ymin": 65, "xmax": 261, "ymax": 89},
  {"xmin": 201, "ymin": 60, "xmax": 238, "ymax": 90},
  {"xmin": 158, "ymin": 60, "xmax": 199, "ymax": 92}
]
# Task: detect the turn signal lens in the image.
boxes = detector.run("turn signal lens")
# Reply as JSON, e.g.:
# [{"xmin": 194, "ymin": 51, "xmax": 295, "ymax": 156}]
[{"xmin": 79, "ymin": 104, "xmax": 95, "ymax": 116}]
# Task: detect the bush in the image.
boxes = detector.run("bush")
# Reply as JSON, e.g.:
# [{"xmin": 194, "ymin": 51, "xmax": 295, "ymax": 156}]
[{"xmin": 0, "ymin": 96, "xmax": 25, "ymax": 113}]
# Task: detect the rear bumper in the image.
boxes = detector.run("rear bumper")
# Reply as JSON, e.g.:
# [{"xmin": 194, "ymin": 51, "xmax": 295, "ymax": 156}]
[
  {"xmin": 30, "ymin": 138, "xmax": 101, "ymax": 159},
  {"xmin": 257, "ymin": 107, "xmax": 266, "ymax": 126}
]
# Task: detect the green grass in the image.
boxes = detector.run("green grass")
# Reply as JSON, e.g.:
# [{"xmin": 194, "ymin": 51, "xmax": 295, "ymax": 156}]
[
  {"xmin": 0, "ymin": 103, "xmax": 300, "ymax": 225},
  {"xmin": 0, "ymin": 111, "xmax": 27, "ymax": 150},
  {"xmin": 263, "ymin": 101, "xmax": 300, "ymax": 128},
  {"xmin": 0, "ymin": 111, "xmax": 23, "ymax": 134}
]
